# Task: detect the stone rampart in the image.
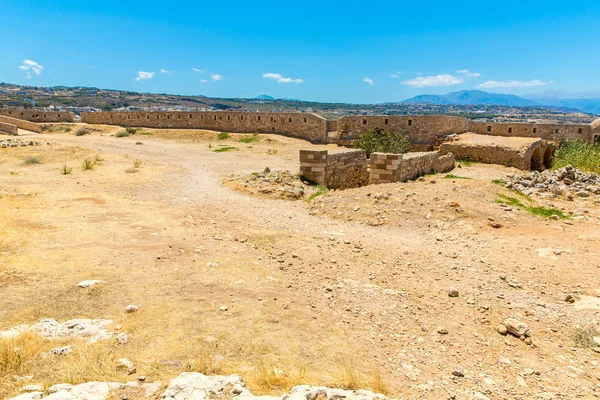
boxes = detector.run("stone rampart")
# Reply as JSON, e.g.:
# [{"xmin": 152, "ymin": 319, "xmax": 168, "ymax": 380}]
[
  {"xmin": 81, "ymin": 111, "xmax": 328, "ymax": 143},
  {"xmin": 326, "ymin": 150, "xmax": 369, "ymax": 189},
  {"xmin": 469, "ymin": 121, "xmax": 591, "ymax": 143},
  {"xmin": 0, "ymin": 109, "xmax": 74, "ymax": 122},
  {"xmin": 0, "ymin": 115, "xmax": 42, "ymax": 133},
  {"xmin": 0, "ymin": 121, "xmax": 18, "ymax": 135}
]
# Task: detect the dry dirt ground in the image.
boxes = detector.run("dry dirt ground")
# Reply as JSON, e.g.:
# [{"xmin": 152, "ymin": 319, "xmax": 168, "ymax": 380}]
[{"xmin": 2, "ymin": 125, "xmax": 600, "ymax": 400}]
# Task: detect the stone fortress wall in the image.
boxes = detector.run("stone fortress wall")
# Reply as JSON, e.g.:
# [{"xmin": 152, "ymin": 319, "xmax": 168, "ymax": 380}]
[
  {"xmin": 0, "ymin": 115, "xmax": 43, "ymax": 133},
  {"xmin": 80, "ymin": 111, "xmax": 598, "ymax": 148},
  {"xmin": 82, "ymin": 111, "xmax": 328, "ymax": 143},
  {"xmin": 0, "ymin": 109, "xmax": 74, "ymax": 123}
]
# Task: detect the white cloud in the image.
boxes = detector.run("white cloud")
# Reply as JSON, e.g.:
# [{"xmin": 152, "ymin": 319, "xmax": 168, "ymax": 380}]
[
  {"xmin": 200, "ymin": 79, "xmax": 208, "ymax": 83},
  {"xmin": 476, "ymin": 79, "xmax": 550, "ymax": 89},
  {"xmin": 364, "ymin": 77, "xmax": 374, "ymax": 86},
  {"xmin": 211, "ymin": 73, "xmax": 223, "ymax": 81},
  {"xmin": 402, "ymin": 74, "xmax": 464, "ymax": 88},
  {"xmin": 135, "ymin": 71, "xmax": 154, "ymax": 81},
  {"xmin": 457, "ymin": 69, "xmax": 481, "ymax": 77},
  {"xmin": 160, "ymin": 69, "xmax": 173, "ymax": 74},
  {"xmin": 390, "ymin": 74, "xmax": 398, "ymax": 78},
  {"xmin": 192, "ymin": 68, "xmax": 206, "ymax": 73},
  {"xmin": 263, "ymin": 72, "xmax": 303, "ymax": 84},
  {"xmin": 19, "ymin": 59, "xmax": 44, "ymax": 75}
]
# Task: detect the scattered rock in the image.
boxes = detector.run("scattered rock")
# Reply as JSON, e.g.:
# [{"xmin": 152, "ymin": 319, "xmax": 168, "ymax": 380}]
[
  {"xmin": 117, "ymin": 333, "xmax": 129, "ymax": 345},
  {"xmin": 47, "ymin": 345, "xmax": 73, "ymax": 356},
  {"xmin": 436, "ymin": 326, "xmax": 448, "ymax": 335},
  {"xmin": 502, "ymin": 318, "xmax": 531, "ymax": 337},
  {"xmin": 448, "ymin": 288, "xmax": 459, "ymax": 297},
  {"xmin": 114, "ymin": 358, "xmax": 136, "ymax": 375},
  {"xmin": 77, "ymin": 280, "xmax": 104, "ymax": 288},
  {"xmin": 125, "ymin": 305, "xmax": 138, "ymax": 313}
]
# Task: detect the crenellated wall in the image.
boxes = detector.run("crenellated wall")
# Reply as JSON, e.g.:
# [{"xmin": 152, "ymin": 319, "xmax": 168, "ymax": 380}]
[
  {"xmin": 0, "ymin": 109, "xmax": 74, "ymax": 122},
  {"xmin": 82, "ymin": 111, "xmax": 328, "ymax": 143},
  {"xmin": 469, "ymin": 121, "xmax": 591, "ymax": 143}
]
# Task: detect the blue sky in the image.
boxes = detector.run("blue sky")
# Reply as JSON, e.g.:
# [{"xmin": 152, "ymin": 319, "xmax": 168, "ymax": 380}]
[{"xmin": 1, "ymin": 0, "xmax": 599, "ymax": 103}]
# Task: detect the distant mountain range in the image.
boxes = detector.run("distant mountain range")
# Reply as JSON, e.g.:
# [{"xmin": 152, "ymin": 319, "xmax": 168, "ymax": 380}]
[{"xmin": 401, "ymin": 90, "xmax": 600, "ymax": 115}]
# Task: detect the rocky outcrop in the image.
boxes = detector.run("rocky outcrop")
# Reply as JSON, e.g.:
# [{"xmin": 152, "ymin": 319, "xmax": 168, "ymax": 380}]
[{"xmin": 504, "ymin": 165, "xmax": 600, "ymax": 198}]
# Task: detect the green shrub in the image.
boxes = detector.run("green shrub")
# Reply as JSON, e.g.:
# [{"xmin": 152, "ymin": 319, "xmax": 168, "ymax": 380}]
[
  {"xmin": 125, "ymin": 127, "xmax": 138, "ymax": 134},
  {"xmin": 115, "ymin": 131, "xmax": 130, "ymax": 138},
  {"xmin": 495, "ymin": 194, "xmax": 568, "ymax": 219},
  {"xmin": 492, "ymin": 178, "xmax": 507, "ymax": 186},
  {"xmin": 456, "ymin": 158, "xmax": 475, "ymax": 167},
  {"xmin": 307, "ymin": 185, "xmax": 329, "ymax": 202},
  {"xmin": 443, "ymin": 174, "xmax": 472, "ymax": 180},
  {"xmin": 354, "ymin": 127, "xmax": 410, "ymax": 157},
  {"xmin": 217, "ymin": 132, "xmax": 230, "ymax": 140},
  {"xmin": 553, "ymin": 140, "xmax": 600, "ymax": 173},
  {"xmin": 23, "ymin": 157, "xmax": 41, "ymax": 165},
  {"xmin": 574, "ymin": 326, "xmax": 600, "ymax": 348},
  {"xmin": 133, "ymin": 159, "xmax": 143, "ymax": 168},
  {"xmin": 74, "ymin": 128, "xmax": 90, "ymax": 136}
]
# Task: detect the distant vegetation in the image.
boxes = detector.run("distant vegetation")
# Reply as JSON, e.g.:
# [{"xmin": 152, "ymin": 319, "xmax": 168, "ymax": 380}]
[
  {"xmin": 74, "ymin": 128, "xmax": 90, "ymax": 136},
  {"xmin": 213, "ymin": 146, "xmax": 238, "ymax": 153},
  {"xmin": 217, "ymin": 132, "xmax": 230, "ymax": 140},
  {"xmin": 495, "ymin": 194, "xmax": 568, "ymax": 219},
  {"xmin": 354, "ymin": 128, "xmax": 410, "ymax": 157},
  {"xmin": 23, "ymin": 157, "xmax": 41, "ymax": 165},
  {"xmin": 239, "ymin": 133, "xmax": 260, "ymax": 143},
  {"xmin": 552, "ymin": 140, "xmax": 600, "ymax": 173}
]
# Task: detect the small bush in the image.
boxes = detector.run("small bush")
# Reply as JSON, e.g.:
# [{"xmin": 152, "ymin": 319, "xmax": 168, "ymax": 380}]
[
  {"xmin": 133, "ymin": 159, "xmax": 143, "ymax": 168},
  {"xmin": 61, "ymin": 165, "xmax": 72, "ymax": 175},
  {"xmin": 94, "ymin": 154, "xmax": 104, "ymax": 165},
  {"xmin": 65, "ymin": 127, "xmax": 72, "ymax": 133},
  {"xmin": 213, "ymin": 146, "xmax": 238, "ymax": 153},
  {"xmin": 239, "ymin": 133, "xmax": 259, "ymax": 143},
  {"xmin": 115, "ymin": 131, "xmax": 130, "ymax": 138},
  {"xmin": 217, "ymin": 132, "xmax": 230, "ymax": 140},
  {"xmin": 553, "ymin": 140, "xmax": 600, "ymax": 173},
  {"xmin": 267, "ymin": 148, "xmax": 279, "ymax": 155},
  {"xmin": 354, "ymin": 127, "xmax": 410, "ymax": 157},
  {"xmin": 23, "ymin": 157, "xmax": 41, "ymax": 165},
  {"xmin": 125, "ymin": 127, "xmax": 138, "ymax": 135},
  {"xmin": 456, "ymin": 158, "xmax": 475, "ymax": 167},
  {"xmin": 492, "ymin": 178, "xmax": 507, "ymax": 186},
  {"xmin": 306, "ymin": 185, "xmax": 329, "ymax": 202},
  {"xmin": 81, "ymin": 158, "xmax": 96, "ymax": 171},
  {"xmin": 74, "ymin": 128, "xmax": 90, "ymax": 136}
]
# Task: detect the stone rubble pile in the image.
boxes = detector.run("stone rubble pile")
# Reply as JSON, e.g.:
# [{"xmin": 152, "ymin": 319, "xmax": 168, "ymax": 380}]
[
  {"xmin": 504, "ymin": 165, "xmax": 600, "ymax": 199},
  {"xmin": 10, "ymin": 372, "xmax": 396, "ymax": 400},
  {"xmin": 226, "ymin": 169, "xmax": 307, "ymax": 200},
  {"xmin": 0, "ymin": 318, "xmax": 114, "ymax": 343},
  {"xmin": 1, "ymin": 138, "xmax": 43, "ymax": 148}
]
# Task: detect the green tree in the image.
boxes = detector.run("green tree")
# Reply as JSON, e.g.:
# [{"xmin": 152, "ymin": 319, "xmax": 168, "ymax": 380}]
[{"xmin": 354, "ymin": 127, "xmax": 410, "ymax": 157}]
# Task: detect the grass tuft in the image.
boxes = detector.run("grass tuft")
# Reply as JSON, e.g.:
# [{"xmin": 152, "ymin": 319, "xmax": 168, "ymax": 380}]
[
  {"xmin": 443, "ymin": 174, "xmax": 471, "ymax": 180},
  {"xmin": 61, "ymin": 165, "xmax": 72, "ymax": 175},
  {"xmin": 81, "ymin": 158, "xmax": 96, "ymax": 171},
  {"xmin": 115, "ymin": 131, "xmax": 130, "ymax": 138},
  {"xmin": 74, "ymin": 128, "xmax": 90, "ymax": 136},
  {"xmin": 306, "ymin": 185, "xmax": 329, "ymax": 202},
  {"xmin": 239, "ymin": 133, "xmax": 259, "ymax": 143},
  {"xmin": 492, "ymin": 178, "xmax": 507, "ymax": 186},
  {"xmin": 217, "ymin": 132, "xmax": 230, "ymax": 140},
  {"xmin": 553, "ymin": 140, "xmax": 600, "ymax": 173},
  {"xmin": 267, "ymin": 148, "xmax": 279, "ymax": 155},
  {"xmin": 574, "ymin": 326, "xmax": 600, "ymax": 348},
  {"xmin": 23, "ymin": 157, "xmax": 41, "ymax": 165},
  {"xmin": 133, "ymin": 159, "xmax": 143, "ymax": 168},
  {"xmin": 456, "ymin": 158, "xmax": 475, "ymax": 167},
  {"xmin": 495, "ymin": 193, "xmax": 568, "ymax": 219},
  {"xmin": 213, "ymin": 146, "xmax": 238, "ymax": 153}
]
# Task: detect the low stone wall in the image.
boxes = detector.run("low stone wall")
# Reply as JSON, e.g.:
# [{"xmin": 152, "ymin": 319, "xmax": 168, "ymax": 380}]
[
  {"xmin": 300, "ymin": 150, "xmax": 455, "ymax": 188},
  {"xmin": 0, "ymin": 121, "xmax": 18, "ymax": 135},
  {"xmin": 0, "ymin": 115, "xmax": 42, "ymax": 133},
  {"xmin": 326, "ymin": 150, "xmax": 369, "ymax": 189},
  {"xmin": 0, "ymin": 109, "xmax": 74, "ymax": 122}
]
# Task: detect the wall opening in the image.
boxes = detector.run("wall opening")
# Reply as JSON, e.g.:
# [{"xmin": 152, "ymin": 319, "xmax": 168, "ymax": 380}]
[
  {"xmin": 533, "ymin": 127, "xmax": 537, "ymax": 134},
  {"xmin": 555, "ymin": 129, "xmax": 559, "ymax": 134},
  {"xmin": 147, "ymin": 115, "xmax": 150, "ymax": 119},
  {"xmin": 214, "ymin": 115, "xmax": 217, "ymax": 120},
  {"xmin": 362, "ymin": 119, "xmax": 367, "ymax": 125},
  {"xmin": 543, "ymin": 147, "xmax": 554, "ymax": 169},
  {"xmin": 289, "ymin": 118, "xmax": 292, "ymax": 123},
  {"xmin": 508, "ymin": 127, "xmax": 513, "ymax": 133},
  {"xmin": 303, "ymin": 118, "xmax": 307, "ymax": 123},
  {"xmin": 530, "ymin": 147, "xmax": 544, "ymax": 172},
  {"xmin": 408, "ymin": 119, "xmax": 412, "ymax": 126},
  {"xmin": 384, "ymin": 118, "xmax": 389, "ymax": 125},
  {"xmin": 257, "ymin": 116, "xmax": 261, "ymax": 122},
  {"xmin": 487, "ymin": 126, "xmax": 492, "ymax": 132},
  {"xmin": 578, "ymin": 128, "xmax": 583, "ymax": 134},
  {"xmin": 227, "ymin": 115, "xmax": 231, "ymax": 120}
]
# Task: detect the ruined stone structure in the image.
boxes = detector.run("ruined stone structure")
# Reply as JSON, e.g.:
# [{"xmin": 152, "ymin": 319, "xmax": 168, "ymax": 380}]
[
  {"xmin": 82, "ymin": 111, "xmax": 328, "ymax": 143},
  {"xmin": 592, "ymin": 118, "xmax": 600, "ymax": 143},
  {"xmin": 0, "ymin": 115, "xmax": 42, "ymax": 134},
  {"xmin": 0, "ymin": 121, "xmax": 18, "ymax": 135},
  {"xmin": 0, "ymin": 109, "xmax": 74, "ymax": 122},
  {"xmin": 440, "ymin": 134, "xmax": 555, "ymax": 171},
  {"xmin": 300, "ymin": 149, "xmax": 455, "ymax": 189}
]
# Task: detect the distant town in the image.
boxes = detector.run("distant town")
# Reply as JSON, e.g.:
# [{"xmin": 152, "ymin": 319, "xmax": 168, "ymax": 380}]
[{"xmin": 0, "ymin": 82, "xmax": 594, "ymax": 125}]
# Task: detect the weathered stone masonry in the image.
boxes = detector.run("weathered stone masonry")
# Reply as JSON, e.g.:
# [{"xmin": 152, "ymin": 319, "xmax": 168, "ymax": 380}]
[
  {"xmin": 0, "ymin": 109, "xmax": 74, "ymax": 123},
  {"xmin": 82, "ymin": 111, "xmax": 328, "ymax": 143},
  {"xmin": 300, "ymin": 149, "xmax": 455, "ymax": 189},
  {"xmin": 0, "ymin": 115, "xmax": 42, "ymax": 133}
]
